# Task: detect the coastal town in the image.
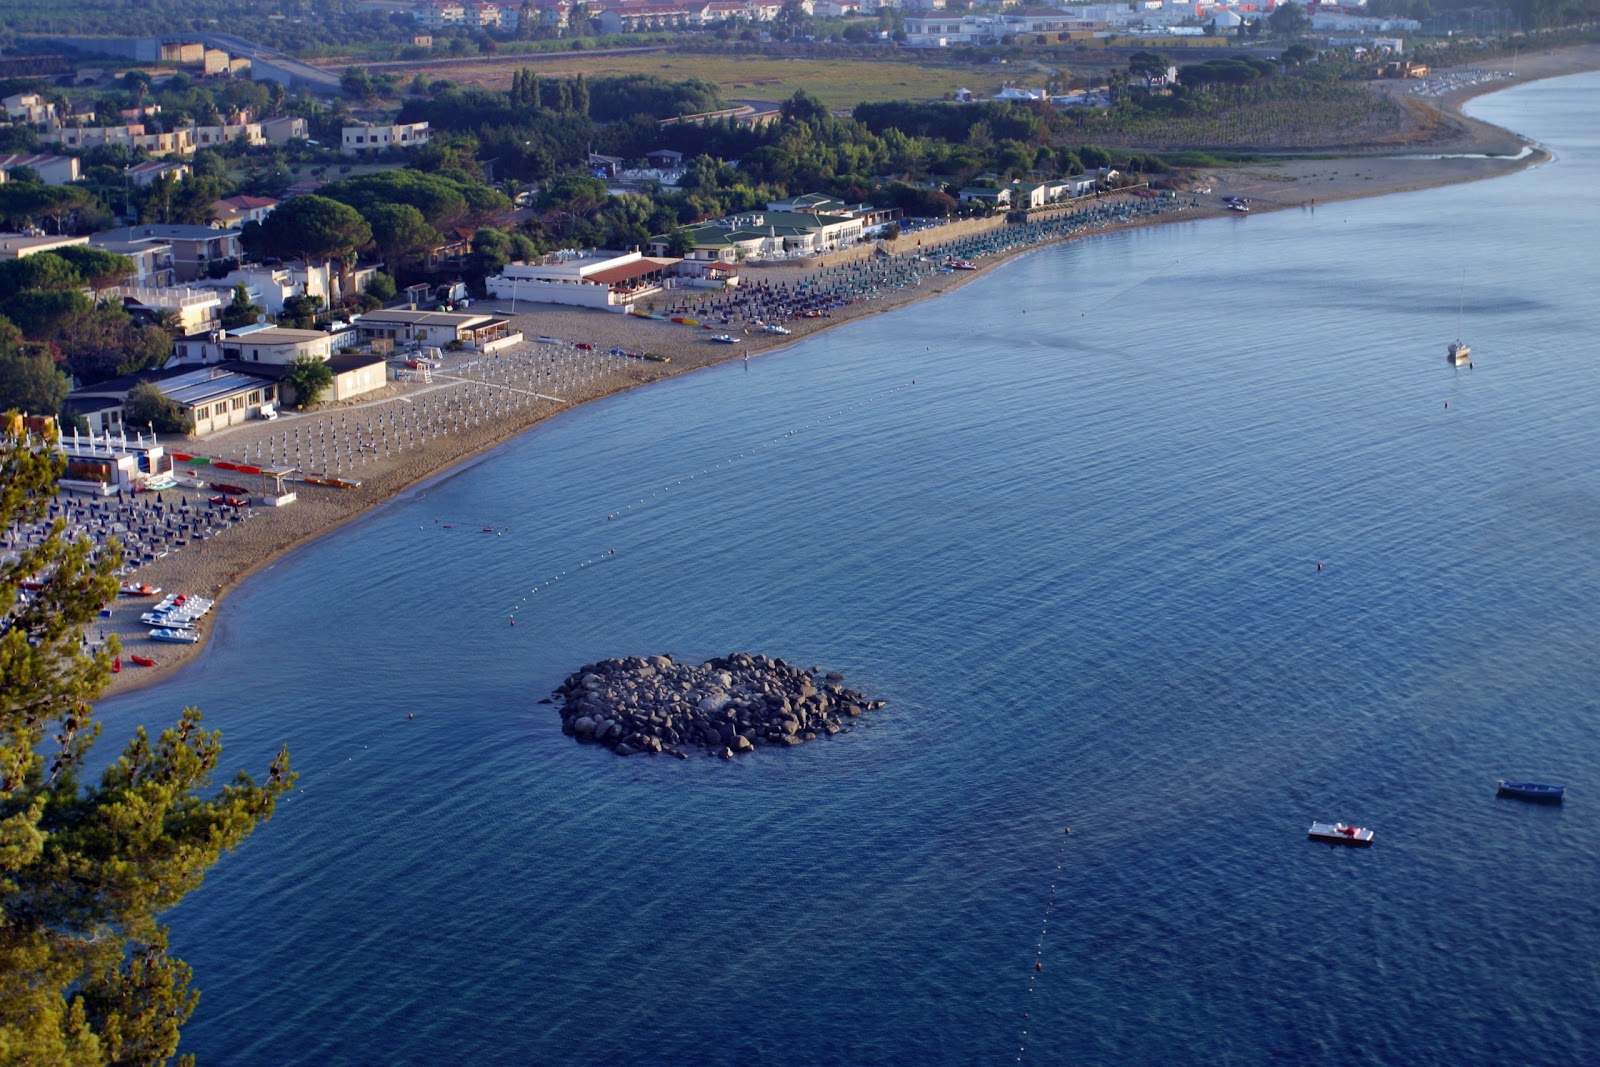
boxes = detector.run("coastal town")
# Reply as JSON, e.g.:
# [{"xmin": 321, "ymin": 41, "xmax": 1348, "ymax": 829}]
[
  {"xmin": 0, "ymin": 3, "xmax": 1569, "ymax": 687},
  {"xmin": 5, "ymin": 0, "xmax": 1600, "ymax": 1059}
]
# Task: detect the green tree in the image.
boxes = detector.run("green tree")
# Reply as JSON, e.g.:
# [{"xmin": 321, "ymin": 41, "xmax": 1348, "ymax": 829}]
[
  {"xmin": 781, "ymin": 89, "xmax": 828, "ymax": 124},
  {"xmin": 51, "ymin": 248, "xmax": 136, "ymax": 299},
  {"xmin": 0, "ymin": 252, "xmax": 82, "ymax": 296},
  {"xmin": 0, "ymin": 289, "xmax": 93, "ymax": 340},
  {"xmin": 663, "ymin": 228, "xmax": 694, "ymax": 257},
  {"xmin": 1129, "ymin": 50, "xmax": 1170, "ymax": 85},
  {"xmin": 1267, "ymin": 1, "xmax": 1310, "ymax": 37},
  {"xmin": 0, "ymin": 427, "xmax": 292, "ymax": 1063},
  {"xmin": 255, "ymin": 195, "xmax": 372, "ymax": 283},
  {"xmin": 220, "ymin": 284, "xmax": 265, "ymax": 330},
  {"xmin": 284, "ymin": 353, "xmax": 334, "ymax": 408},
  {"xmin": 366, "ymin": 203, "xmax": 441, "ymax": 277},
  {"xmin": 278, "ymin": 294, "xmax": 325, "ymax": 331},
  {"xmin": 366, "ymin": 272, "xmax": 397, "ymax": 303},
  {"xmin": 0, "ymin": 317, "xmax": 68, "ymax": 416},
  {"xmin": 1281, "ymin": 43, "xmax": 1317, "ymax": 67},
  {"xmin": 123, "ymin": 380, "xmax": 193, "ymax": 434},
  {"xmin": 470, "ymin": 227, "xmax": 514, "ymax": 277}
]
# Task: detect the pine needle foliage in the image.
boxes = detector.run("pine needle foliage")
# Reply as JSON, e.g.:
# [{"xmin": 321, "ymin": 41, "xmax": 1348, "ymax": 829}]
[{"xmin": 1, "ymin": 420, "xmax": 293, "ymax": 1066}]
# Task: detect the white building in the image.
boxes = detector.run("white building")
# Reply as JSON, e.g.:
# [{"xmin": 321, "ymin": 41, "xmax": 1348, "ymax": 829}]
[
  {"xmin": 486, "ymin": 251, "xmax": 681, "ymax": 312},
  {"xmin": 113, "ymin": 285, "xmax": 224, "ymax": 335},
  {"xmin": 0, "ymin": 153, "xmax": 82, "ymax": 186},
  {"xmin": 353, "ymin": 308, "xmax": 521, "ymax": 349},
  {"xmin": 341, "ymin": 122, "xmax": 432, "ymax": 156}
]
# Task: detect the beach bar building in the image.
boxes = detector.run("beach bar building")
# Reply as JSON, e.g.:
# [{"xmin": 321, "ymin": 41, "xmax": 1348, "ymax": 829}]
[
  {"xmin": 353, "ymin": 308, "xmax": 520, "ymax": 350},
  {"xmin": 486, "ymin": 250, "xmax": 681, "ymax": 312},
  {"xmin": 54, "ymin": 426, "xmax": 176, "ymax": 495}
]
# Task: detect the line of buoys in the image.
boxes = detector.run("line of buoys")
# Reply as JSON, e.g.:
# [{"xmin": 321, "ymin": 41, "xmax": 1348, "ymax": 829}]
[{"xmin": 1018, "ymin": 824, "xmax": 1072, "ymax": 1062}]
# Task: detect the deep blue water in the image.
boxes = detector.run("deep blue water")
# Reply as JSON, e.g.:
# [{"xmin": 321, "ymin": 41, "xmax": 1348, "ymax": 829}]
[{"xmin": 100, "ymin": 74, "xmax": 1600, "ymax": 1066}]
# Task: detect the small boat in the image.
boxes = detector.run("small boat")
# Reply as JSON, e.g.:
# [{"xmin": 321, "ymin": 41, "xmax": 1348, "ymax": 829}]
[
  {"xmin": 670, "ymin": 316, "xmax": 699, "ymax": 326},
  {"xmin": 1308, "ymin": 821, "xmax": 1374, "ymax": 846},
  {"xmin": 141, "ymin": 613, "xmax": 199, "ymax": 628},
  {"xmin": 129, "ymin": 654, "xmax": 157, "ymax": 667},
  {"xmin": 575, "ymin": 342, "xmax": 594, "ymax": 351},
  {"xmin": 119, "ymin": 581, "xmax": 161, "ymax": 597},
  {"xmin": 148, "ymin": 627, "xmax": 201, "ymax": 644},
  {"xmin": 710, "ymin": 334, "xmax": 739, "ymax": 344},
  {"xmin": 111, "ymin": 656, "xmax": 121, "ymax": 673},
  {"xmin": 760, "ymin": 324, "xmax": 791, "ymax": 335},
  {"xmin": 1448, "ymin": 270, "xmax": 1469, "ymax": 364},
  {"xmin": 642, "ymin": 353, "xmax": 671, "ymax": 363},
  {"xmin": 1497, "ymin": 780, "xmax": 1564, "ymax": 802},
  {"xmin": 1227, "ymin": 202, "xmax": 1250, "ymax": 213}
]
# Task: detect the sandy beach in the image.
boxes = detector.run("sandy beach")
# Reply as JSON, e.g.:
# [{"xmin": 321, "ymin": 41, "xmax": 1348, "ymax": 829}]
[{"xmin": 91, "ymin": 44, "xmax": 1600, "ymax": 694}]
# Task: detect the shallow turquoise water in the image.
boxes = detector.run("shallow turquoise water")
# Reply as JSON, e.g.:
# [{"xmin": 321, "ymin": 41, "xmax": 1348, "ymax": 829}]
[{"xmin": 100, "ymin": 73, "xmax": 1600, "ymax": 1065}]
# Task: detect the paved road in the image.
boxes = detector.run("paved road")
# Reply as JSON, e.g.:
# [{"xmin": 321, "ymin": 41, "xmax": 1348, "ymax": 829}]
[{"xmin": 200, "ymin": 32, "xmax": 342, "ymax": 92}]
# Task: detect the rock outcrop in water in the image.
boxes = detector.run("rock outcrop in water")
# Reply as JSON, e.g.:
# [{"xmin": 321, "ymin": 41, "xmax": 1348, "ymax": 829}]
[{"xmin": 552, "ymin": 653, "xmax": 886, "ymax": 758}]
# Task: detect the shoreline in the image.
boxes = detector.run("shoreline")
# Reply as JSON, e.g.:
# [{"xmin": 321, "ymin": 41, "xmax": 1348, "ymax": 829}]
[{"xmin": 95, "ymin": 46, "xmax": 1600, "ymax": 696}]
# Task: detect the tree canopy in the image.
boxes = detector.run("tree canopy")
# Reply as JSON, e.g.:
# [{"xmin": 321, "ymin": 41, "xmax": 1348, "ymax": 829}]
[
  {"xmin": 123, "ymin": 381, "xmax": 193, "ymax": 435},
  {"xmin": 253, "ymin": 195, "xmax": 372, "ymax": 271},
  {"xmin": 285, "ymin": 353, "xmax": 333, "ymax": 408},
  {"xmin": 0, "ymin": 428, "xmax": 293, "ymax": 1063}
]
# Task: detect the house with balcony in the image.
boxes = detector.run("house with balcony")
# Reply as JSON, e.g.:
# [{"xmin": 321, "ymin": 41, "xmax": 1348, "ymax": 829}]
[
  {"xmin": 86, "ymin": 233, "xmax": 175, "ymax": 287},
  {"xmin": 3, "ymin": 92, "xmax": 58, "ymax": 127},
  {"xmin": 341, "ymin": 122, "xmax": 431, "ymax": 155},
  {"xmin": 595, "ymin": 2, "xmax": 698, "ymax": 33},
  {"xmin": 113, "ymin": 285, "xmax": 223, "ymax": 335},
  {"xmin": 91, "ymin": 224, "xmax": 242, "ymax": 283},
  {"xmin": 418, "ymin": 1, "xmax": 468, "ymax": 29},
  {"xmin": 41, "ymin": 124, "xmax": 197, "ymax": 158}
]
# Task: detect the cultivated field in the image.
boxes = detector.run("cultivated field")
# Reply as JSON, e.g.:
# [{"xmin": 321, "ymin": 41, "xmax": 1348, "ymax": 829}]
[{"xmin": 354, "ymin": 51, "xmax": 1051, "ymax": 110}]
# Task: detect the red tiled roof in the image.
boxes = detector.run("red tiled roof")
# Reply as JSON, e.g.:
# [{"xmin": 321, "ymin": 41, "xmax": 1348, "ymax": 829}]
[{"xmin": 585, "ymin": 257, "xmax": 678, "ymax": 284}]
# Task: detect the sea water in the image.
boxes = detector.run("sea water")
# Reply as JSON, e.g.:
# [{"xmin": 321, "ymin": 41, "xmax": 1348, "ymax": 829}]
[{"xmin": 98, "ymin": 74, "xmax": 1600, "ymax": 1065}]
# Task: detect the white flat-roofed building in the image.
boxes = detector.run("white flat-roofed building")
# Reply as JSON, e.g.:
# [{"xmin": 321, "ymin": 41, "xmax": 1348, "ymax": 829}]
[
  {"xmin": 218, "ymin": 326, "xmax": 333, "ymax": 365},
  {"xmin": 66, "ymin": 364, "xmax": 280, "ymax": 439},
  {"xmin": 326, "ymin": 351, "xmax": 389, "ymax": 402},
  {"xmin": 354, "ymin": 308, "xmax": 520, "ymax": 349},
  {"xmin": 0, "ymin": 233, "xmax": 89, "ymax": 260},
  {"xmin": 486, "ymin": 250, "xmax": 682, "ymax": 312},
  {"xmin": 158, "ymin": 366, "xmax": 282, "ymax": 436},
  {"xmin": 341, "ymin": 122, "xmax": 431, "ymax": 155},
  {"xmin": 113, "ymin": 285, "xmax": 223, "ymax": 335}
]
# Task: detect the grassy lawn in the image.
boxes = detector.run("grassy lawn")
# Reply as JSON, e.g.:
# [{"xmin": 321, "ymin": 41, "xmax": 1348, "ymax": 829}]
[{"xmin": 400, "ymin": 52, "xmax": 1033, "ymax": 110}]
